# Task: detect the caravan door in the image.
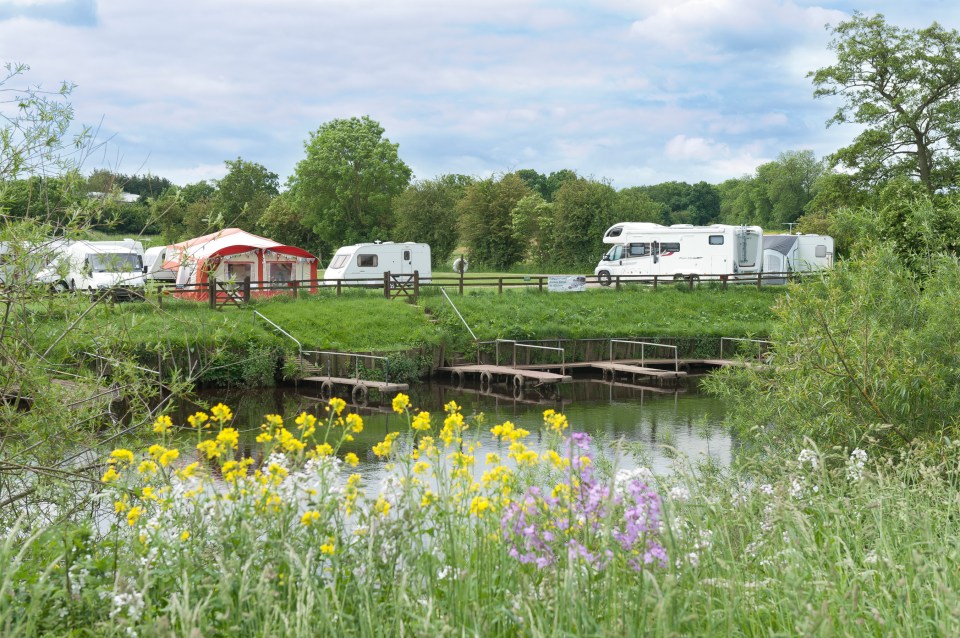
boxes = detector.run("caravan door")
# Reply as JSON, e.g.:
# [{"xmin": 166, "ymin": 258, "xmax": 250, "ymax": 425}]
[{"xmin": 400, "ymin": 246, "xmax": 413, "ymax": 276}]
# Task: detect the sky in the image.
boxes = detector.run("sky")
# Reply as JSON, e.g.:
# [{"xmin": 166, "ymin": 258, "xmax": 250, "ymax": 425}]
[{"xmin": 2, "ymin": 0, "xmax": 959, "ymax": 189}]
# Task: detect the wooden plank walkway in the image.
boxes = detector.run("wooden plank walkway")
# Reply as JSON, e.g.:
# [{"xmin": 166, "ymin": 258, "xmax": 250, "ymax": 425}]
[
  {"xmin": 302, "ymin": 376, "xmax": 410, "ymax": 393},
  {"xmin": 589, "ymin": 362, "xmax": 687, "ymax": 380},
  {"xmin": 437, "ymin": 364, "xmax": 572, "ymax": 386}
]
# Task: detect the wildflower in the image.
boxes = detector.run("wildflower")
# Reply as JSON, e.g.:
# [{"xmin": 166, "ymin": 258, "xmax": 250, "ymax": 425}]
[
  {"xmin": 847, "ymin": 448, "xmax": 868, "ymax": 482},
  {"xmin": 158, "ymin": 448, "xmax": 180, "ymax": 468},
  {"xmin": 543, "ymin": 409, "xmax": 568, "ymax": 434},
  {"xmin": 301, "ymin": 510, "xmax": 321, "ymax": 526},
  {"xmin": 420, "ymin": 491, "xmax": 436, "ymax": 508},
  {"xmin": 344, "ymin": 452, "xmax": 359, "ymax": 467},
  {"xmin": 180, "ymin": 531, "xmax": 190, "ymax": 542},
  {"xmin": 256, "ymin": 432, "xmax": 273, "ymax": 443},
  {"xmin": 197, "ymin": 440, "xmax": 220, "ymax": 460},
  {"xmin": 541, "ymin": 450, "xmax": 569, "ymax": 470},
  {"xmin": 101, "ymin": 467, "xmax": 120, "ymax": 483},
  {"xmin": 152, "ymin": 415, "xmax": 173, "ymax": 434},
  {"xmin": 392, "ymin": 393, "xmax": 410, "ymax": 414},
  {"xmin": 276, "ymin": 428, "xmax": 305, "ymax": 453},
  {"xmin": 797, "ymin": 448, "xmax": 819, "ymax": 469},
  {"xmin": 320, "ymin": 542, "xmax": 335, "ymax": 555},
  {"xmin": 491, "ymin": 421, "xmax": 530, "ymax": 442},
  {"xmin": 216, "ymin": 428, "xmax": 239, "ymax": 451},
  {"xmin": 137, "ymin": 460, "xmax": 159, "ymax": 477},
  {"xmin": 411, "ymin": 411, "xmax": 431, "ymax": 431},
  {"xmin": 373, "ymin": 432, "xmax": 400, "ymax": 458},
  {"xmin": 444, "ymin": 400, "xmax": 460, "ymax": 414},
  {"xmin": 413, "ymin": 461, "xmax": 431, "ymax": 475},
  {"xmin": 187, "ymin": 411, "xmax": 210, "ymax": 429},
  {"xmin": 470, "ymin": 496, "xmax": 492, "ymax": 516},
  {"xmin": 328, "ymin": 397, "xmax": 347, "ymax": 416},
  {"xmin": 210, "ymin": 403, "xmax": 233, "ymax": 423},
  {"xmin": 374, "ymin": 496, "xmax": 391, "ymax": 517},
  {"xmin": 310, "ymin": 443, "xmax": 334, "ymax": 458},
  {"xmin": 110, "ymin": 449, "xmax": 135, "ymax": 466},
  {"xmin": 114, "ymin": 496, "xmax": 129, "ymax": 514},
  {"xmin": 177, "ymin": 462, "xmax": 200, "ymax": 479},
  {"xmin": 668, "ymin": 485, "xmax": 691, "ymax": 503},
  {"xmin": 295, "ymin": 412, "xmax": 317, "ymax": 438},
  {"xmin": 346, "ymin": 413, "xmax": 364, "ymax": 433},
  {"xmin": 126, "ymin": 506, "xmax": 143, "ymax": 527}
]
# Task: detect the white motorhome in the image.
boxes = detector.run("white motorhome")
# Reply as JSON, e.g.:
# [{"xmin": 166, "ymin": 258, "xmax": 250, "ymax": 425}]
[
  {"xmin": 595, "ymin": 223, "xmax": 763, "ymax": 285},
  {"xmin": 43, "ymin": 239, "xmax": 146, "ymax": 298},
  {"xmin": 0, "ymin": 238, "xmax": 67, "ymax": 288},
  {"xmin": 323, "ymin": 242, "xmax": 432, "ymax": 284},
  {"xmin": 762, "ymin": 234, "xmax": 834, "ymax": 283}
]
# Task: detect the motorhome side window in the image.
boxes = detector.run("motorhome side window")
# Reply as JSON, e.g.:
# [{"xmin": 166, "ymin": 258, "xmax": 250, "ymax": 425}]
[
  {"xmin": 357, "ymin": 254, "xmax": 378, "ymax": 268},
  {"xmin": 659, "ymin": 243, "xmax": 680, "ymax": 253},
  {"xmin": 709, "ymin": 235, "xmax": 724, "ymax": 245},
  {"xmin": 605, "ymin": 227, "xmax": 623, "ymax": 238},
  {"xmin": 627, "ymin": 243, "xmax": 649, "ymax": 257}
]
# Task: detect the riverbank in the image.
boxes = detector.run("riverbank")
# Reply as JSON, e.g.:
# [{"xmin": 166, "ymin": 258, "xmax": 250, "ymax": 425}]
[{"xmin": 36, "ymin": 284, "xmax": 785, "ymax": 387}]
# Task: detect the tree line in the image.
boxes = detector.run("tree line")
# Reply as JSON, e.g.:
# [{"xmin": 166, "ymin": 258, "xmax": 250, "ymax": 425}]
[{"xmin": 3, "ymin": 12, "xmax": 960, "ymax": 274}]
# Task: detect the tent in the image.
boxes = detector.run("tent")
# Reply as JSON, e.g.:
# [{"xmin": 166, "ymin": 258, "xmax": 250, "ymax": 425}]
[{"xmin": 164, "ymin": 228, "xmax": 319, "ymax": 300}]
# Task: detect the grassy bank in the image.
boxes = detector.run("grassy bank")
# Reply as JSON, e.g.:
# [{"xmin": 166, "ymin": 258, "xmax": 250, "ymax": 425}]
[{"xmin": 3, "ymin": 398, "xmax": 957, "ymax": 636}]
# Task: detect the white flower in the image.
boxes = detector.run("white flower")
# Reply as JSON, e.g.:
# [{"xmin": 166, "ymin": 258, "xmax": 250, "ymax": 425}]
[
  {"xmin": 797, "ymin": 449, "xmax": 819, "ymax": 469},
  {"xmin": 668, "ymin": 485, "xmax": 691, "ymax": 503},
  {"xmin": 847, "ymin": 448, "xmax": 868, "ymax": 482}
]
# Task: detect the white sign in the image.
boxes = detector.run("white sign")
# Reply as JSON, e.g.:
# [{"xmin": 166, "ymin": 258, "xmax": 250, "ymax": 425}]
[{"xmin": 547, "ymin": 275, "xmax": 586, "ymax": 292}]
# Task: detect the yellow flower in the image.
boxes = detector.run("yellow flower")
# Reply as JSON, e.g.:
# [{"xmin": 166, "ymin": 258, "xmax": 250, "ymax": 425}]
[
  {"xmin": 127, "ymin": 506, "xmax": 143, "ymax": 526},
  {"xmin": 301, "ymin": 510, "xmax": 321, "ymax": 526},
  {"xmin": 444, "ymin": 400, "xmax": 460, "ymax": 414},
  {"xmin": 197, "ymin": 440, "xmax": 220, "ymax": 459},
  {"xmin": 372, "ymin": 432, "xmax": 400, "ymax": 458},
  {"xmin": 256, "ymin": 432, "xmax": 274, "ymax": 443},
  {"xmin": 310, "ymin": 443, "xmax": 334, "ymax": 458},
  {"xmin": 114, "ymin": 495, "xmax": 129, "ymax": 514},
  {"xmin": 345, "ymin": 413, "xmax": 364, "ymax": 433},
  {"xmin": 392, "ymin": 393, "xmax": 410, "ymax": 414},
  {"xmin": 344, "ymin": 452, "xmax": 359, "ymax": 467},
  {"xmin": 137, "ymin": 460, "xmax": 159, "ymax": 476},
  {"xmin": 420, "ymin": 491, "xmax": 436, "ymax": 509},
  {"xmin": 101, "ymin": 467, "xmax": 120, "ymax": 483},
  {"xmin": 187, "ymin": 411, "xmax": 210, "ymax": 429},
  {"xmin": 295, "ymin": 412, "xmax": 317, "ymax": 438},
  {"xmin": 543, "ymin": 409, "xmax": 569, "ymax": 434},
  {"xmin": 374, "ymin": 496, "xmax": 391, "ymax": 517},
  {"xmin": 110, "ymin": 449, "xmax": 135, "ymax": 466},
  {"xmin": 328, "ymin": 397, "xmax": 346, "ymax": 416},
  {"xmin": 469, "ymin": 496, "xmax": 492, "ymax": 516},
  {"xmin": 159, "ymin": 448, "xmax": 180, "ymax": 467},
  {"xmin": 210, "ymin": 403, "xmax": 233, "ymax": 423},
  {"xmin": 216, "ymin": 427, "xmax": 240, "ymax": 451},
  {"xmin": 178, "ymin": 462, "xmax": 200, "ymax": 479},
  {"xmin": 541, "ymin": 450, "xmax": 569, "ymax": 470},
  {"xmin": 411, "ymin": 411, "xmax": 431, "ymax": 431},
  {"xmin": 319, "ymin": 542, "xmax": 335, "ymax": 555},
  {"xmin": 277, "ymin": 427, "xmax": 306, "ymax": 453},
  {"xmin": 413, "ymin": 461, "xmax": 430, "ymax": 475},
  {"xmin": 490, "ymin": 421, "xmax": 529, "ymax": 442},
  {"xmin": 180, "ymin": 530, "xmax": 190, "ymax": 542},
  {"xmin": 152, "ymin": 415, "xmax": 173, "ymax": 434}
]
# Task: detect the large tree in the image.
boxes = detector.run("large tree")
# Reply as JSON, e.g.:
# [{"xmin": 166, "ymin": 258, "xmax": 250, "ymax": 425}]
[
  {"xmin": 547, "ymin": 177, "xmax": 618, "ymax": 270},
  {"xmin": 393, "ymin": 174, "xmax": 472, "ymax": 266},
  {"xmin": 457, "ymin": 174, "xmax": 531, "ymax": 270},
  {"xmin": 213, "ymin": 157, "xmax": 279, "ymax": 231},
  {"xmin": 290, "ymin": 116, "xmax": 411, "ymax": 256},
  {"xmin": 810, "ymin": 13, "xmax": 960, "ymax": 193}
]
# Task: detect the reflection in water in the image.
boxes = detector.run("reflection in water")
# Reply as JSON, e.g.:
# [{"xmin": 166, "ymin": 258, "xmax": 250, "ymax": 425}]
[{"xmin": 177, "ymin": 379, "xmax": 731, "ymax": 487}]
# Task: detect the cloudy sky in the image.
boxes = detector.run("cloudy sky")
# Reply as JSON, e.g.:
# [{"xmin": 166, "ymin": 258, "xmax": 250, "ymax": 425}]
[{"xmin": 2, "ymin": 0, "xmax": 958, "ymax": 188}]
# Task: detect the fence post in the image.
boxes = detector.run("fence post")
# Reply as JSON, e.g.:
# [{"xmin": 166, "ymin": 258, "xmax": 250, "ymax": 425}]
[
  {"xmin": 243, "ymin": 276, "xmax": 251, "ymax": 303},
  {"xmin": 721, "ymin": 274, "xmax": 728, "ymax": 290},
  {"xmin": 336, "ymin": 279, "xmax": 342, "ymax": 296},
  {"xmin": 458, "ymin": 261, "xmax": 464, "ymax": 295},
  {"xmin": 291, "ymin": 279, "xmax": 299, "ymax": 299},
  {"xmin": 653, "ymin": 275, "xmax": 658, "ymax": 291},
  {"xmin": 756, "ymin": 273, "xmax": 762, "ymax": 290},
  {"xmin": 413, "ymin": 271, "xmax": 419, "ymax": 300},
  {"xmin": 538, "ymin": 276, "xmax": 544, "ymax": 292},
  {"xmin": 209, "ymin": 278, "xmax": 216, "ymax": 309},
  {"xmin": 615, "ymin": 275, "xmax": 620, "ymax": 290},
  {"xmin": 498, "ymin": 277, "xmax": 503, "ymax": 294},
  {"xmin": 384, "ymin": 272, "xmax": 391, "ymax": 298}
]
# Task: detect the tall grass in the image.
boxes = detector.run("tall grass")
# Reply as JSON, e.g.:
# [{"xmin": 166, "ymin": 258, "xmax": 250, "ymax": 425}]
[{"xmin": 2, "ymin": 398, "xmax": 957, "ymax": 636}]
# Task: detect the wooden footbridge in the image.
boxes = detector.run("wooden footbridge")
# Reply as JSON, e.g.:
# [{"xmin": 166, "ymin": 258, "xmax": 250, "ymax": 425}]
[{"xmin": 439, "ymin": 338, "xmax": 771, "ymax": 389}]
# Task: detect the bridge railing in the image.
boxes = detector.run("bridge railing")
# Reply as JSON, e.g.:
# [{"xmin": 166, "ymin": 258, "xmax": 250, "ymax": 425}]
[{"xmin": 609, "ymin": 339, "xmax": 679, "ymax": 373}]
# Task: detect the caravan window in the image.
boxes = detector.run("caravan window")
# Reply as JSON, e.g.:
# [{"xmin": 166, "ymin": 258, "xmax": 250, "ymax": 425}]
[
  {"xmin": 357, "ymin": 254, "xmax": 378, "ymax": 268},
  {"xmin": 403, "ymin": 249, "xmax": 411, "ymax": 261},
  {"xmin": 815, "ymin": 245, "xmax": 826, "ymax": 258},
  {"xmin": 709, "ymin": 235, "xmax": 724, "ymax": 245},
  {"xmin": 329, "ymin": 254, "xmax": 348, "ymax": 270}
]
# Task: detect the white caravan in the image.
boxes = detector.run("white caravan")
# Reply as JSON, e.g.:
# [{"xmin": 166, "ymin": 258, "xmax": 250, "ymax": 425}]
[
  {"xmin": 0, "ymin": 238, "xmax": 67, "ymax": 288},
  {"xmin": 43, "ymin": 239, "xmax": 146, "ymax": 298},
  {"xmin": 323, "ymin": 242, "xmax": 432, "ymax": 284},
  {"xmin": 762, "ymin": 234, "xmax": 834, "ymax": 283},
  {"xmin": 142, "ymin": 246, "xmax": 177, "ymax": 281},
  {"xmin": 594, "ymin": 223, "xmax": 763, "ymax": 285}
]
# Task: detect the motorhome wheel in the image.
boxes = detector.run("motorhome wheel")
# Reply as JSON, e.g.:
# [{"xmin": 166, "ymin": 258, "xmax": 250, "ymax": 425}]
[{"xmin": 597, "ymin": 270, "xmax": 612, "ymax": 286}]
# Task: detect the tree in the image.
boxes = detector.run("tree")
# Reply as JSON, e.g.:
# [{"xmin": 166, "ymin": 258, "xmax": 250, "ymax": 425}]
[
  {"xmin": 810, "ymin": 13, "xmax": 960, "ymax": 193},
  {"xmin": 393, "ymin": 174, "xmax": 472, "ymax": 266},
  {"xmin": 616, "ymin": 187, "xmax": 665, "ymax": 224},
  {"xmin": 457, "ymin": 174, "xmax": 531, "ymax": 270},
  {"xmin": 256, "ymin": 191, "xmax": 322, "ymax": 257},
  {"xmin": 547, "ymin": 177, "xmax": 619, "ymax": 270},
  {"xmin": 510, "ymin": 193, "xmax": 553, "ymax": 268},
  {"xmin": 290, "ymin": 116, "xmax": 411, "ymax": 256},
  {"xmin": 213, "ymin": 158, "xmax": 279, "ymax": 231}
]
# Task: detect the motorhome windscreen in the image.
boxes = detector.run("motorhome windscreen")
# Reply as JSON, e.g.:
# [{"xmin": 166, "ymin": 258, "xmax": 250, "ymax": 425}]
[
  {"xmin": 89, "ymin": 253, "xmax": 142, "ymax": 272},
  {"xmin": 329, "ymin": 255, "xmax": 348, "ymax": 269}
]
